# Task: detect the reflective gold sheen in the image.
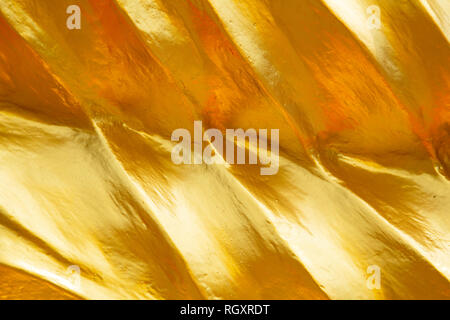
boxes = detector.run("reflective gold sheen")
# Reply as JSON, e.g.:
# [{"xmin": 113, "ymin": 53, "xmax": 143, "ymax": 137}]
[{"xmin": 0, "ymin": 0, "xmax": 449, "ymax": 299}]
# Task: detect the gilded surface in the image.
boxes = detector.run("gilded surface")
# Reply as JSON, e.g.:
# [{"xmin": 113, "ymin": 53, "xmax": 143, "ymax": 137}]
[{"xmin": 0, "ymin": 0, "xmax": 449, "ymax": 299}]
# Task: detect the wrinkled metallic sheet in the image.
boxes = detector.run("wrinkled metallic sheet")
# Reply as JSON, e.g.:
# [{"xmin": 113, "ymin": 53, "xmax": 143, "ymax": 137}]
[{"xmin": 0, "ymin": 0, "xmax": 449, "ymax": 299}]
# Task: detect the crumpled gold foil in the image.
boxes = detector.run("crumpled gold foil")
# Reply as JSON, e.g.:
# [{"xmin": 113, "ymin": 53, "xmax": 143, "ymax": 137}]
[{"xmin": 0, "ymin": 0, "xmax": 449, "ymax": 299}]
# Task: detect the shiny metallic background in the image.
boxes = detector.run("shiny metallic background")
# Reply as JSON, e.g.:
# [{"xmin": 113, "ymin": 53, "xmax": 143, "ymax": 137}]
[{"xmin": 0, "ymin": 0, "xmax": 449, "ymax": 299}]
